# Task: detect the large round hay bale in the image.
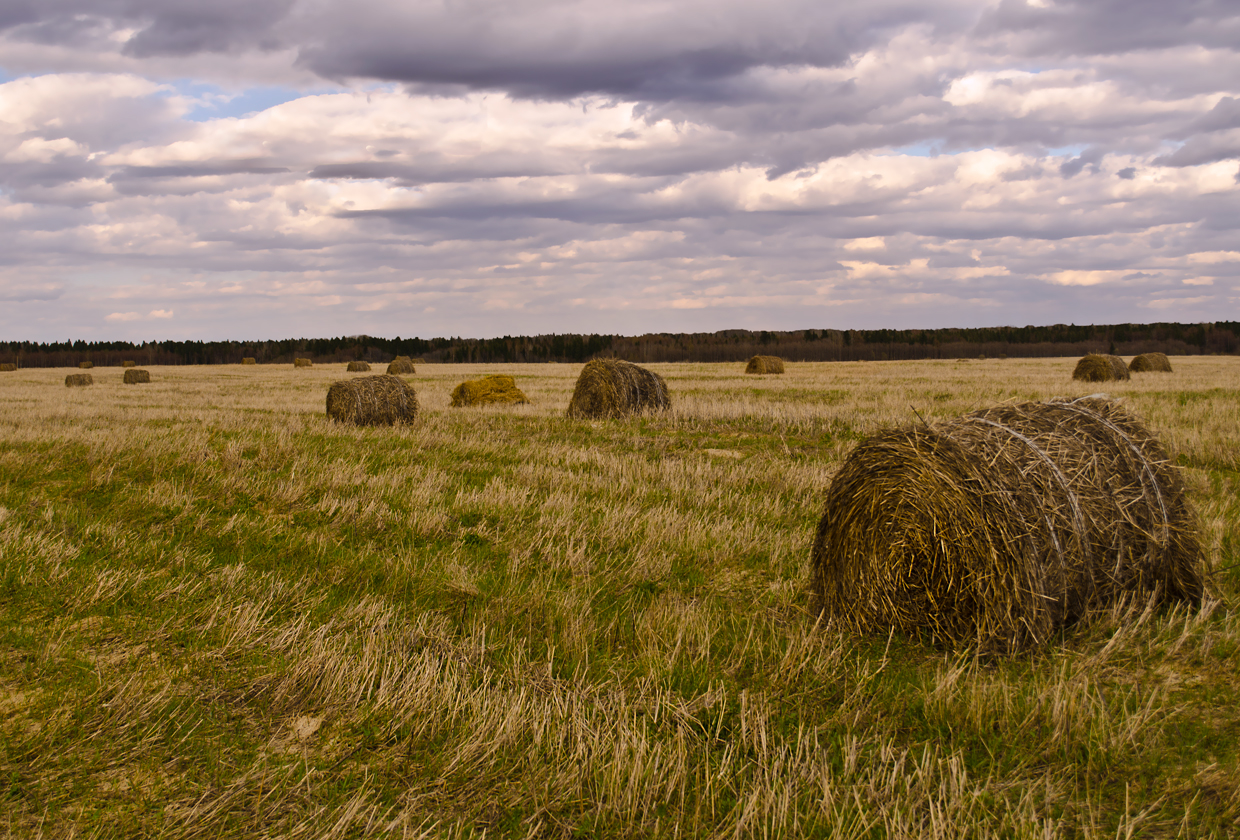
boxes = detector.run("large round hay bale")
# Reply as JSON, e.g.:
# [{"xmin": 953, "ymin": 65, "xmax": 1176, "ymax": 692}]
[
  {"xmin": 745, "ymin": 355, "xmax": 786, "ymax": 374},
  {"xmin": 387, "ymin": 356, "xmax": 416, "ymax": 375},
  {"xmin": 79, "ymin": 361, "xmax": 94, "ymax": 369},
  {"xmin": 65, "ymin": 373, "xmax": 93, "ymax": 387},
  {"xmin": 0, "ymin": 363, "xmax": 15, "ymax": 372},
  {"xmin": 346, "ymin": 361, "xmax": 372, "ymax": 372},
  {"xmin": 123, "ymin": 368, "xmax": 150, "ymax": 384},
  {"xmin": 566, "ymin": 359, "xmax": 670, "ymax": 419},
  {"xmin": 1130, "ymin": 352, "xmax": 1173, "ymax": 373},
  {"xmin": 811, "ymin": 397, "xmax": 1203, "ymax": 653},
  {"xmin": 294, "ymin": 358, "xmax": 313, "ymax": 368},
  {"xmin": 450, "ymin": 374, "xmax": 529, "ymax": 407},
  {"xmin": 122, "ymin": 360, "xmax": 136, "ymax": 368},
  {"xmin": 1072, "ymin": 353, "xmax": 1129, "ymax": 382},
  {"xmin": 242, "ymin": 357, "xmax": 257, "ymax": 365},
  {"xmin": 326, "ymin": 375, "xmax": 419, "ymax": 426}
]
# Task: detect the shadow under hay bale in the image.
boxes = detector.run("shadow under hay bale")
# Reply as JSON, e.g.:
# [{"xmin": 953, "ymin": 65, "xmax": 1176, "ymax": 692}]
[
  {"xmin": 346, "ymin": 361, "xmax": 371, "ymax": 372},
  {"xmin": 242, "ymin": 357, "xmax": 257, "ymax": 365},
  {"xmin": 1072, "ymin": 353, "xmax": 1129, "ymax": 382},
  {"xmin": 326, "ymin": 375, "xmax": 419, "ymax": 426},
  {"xmin": 745, "ymin": 355, "xmax": 785, "ymax": 374},
  {"xmin": 122, "ymin": 360, "xmax": 136, "ymax": 368},
  {"xmin": 450, "ymin": 374, "xmax": 529, "ymax": 407},
  {"xmin": 79, "ymin": 361, "xmax": 93, "ymax": 369},
  {"xmin": 65, "ymin": 373, "xmax": 93, "ymax": 387},
  {"xmin": 811, "ymin": 397, "xmax": 1203, "ymax": 653},
  {"xmin": 386, "ymin": 356, "xmax": 416, "ymax": 375},
  {"xmin": 294, "ymin": 358, "xmax": 313, "ymax": 368},
  {"xmin": 123, "ymin": 368, "xmax": 150, "ymax": 384},
  {"xmin": 566, "ymin": 358, "xmax": 670, "ymax": 419},
  {"xmin": 1130, "ymin": 352, "xmax": 1173, "ymax": 373},
  {"xmin": 0, "ymin": 363, "xmax": 15, "ymax": 372}
]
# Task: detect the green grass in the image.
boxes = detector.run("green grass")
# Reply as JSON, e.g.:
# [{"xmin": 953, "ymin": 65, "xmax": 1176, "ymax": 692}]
[{"xmin": 1, "ymin": 357, "xmax": 1239, "ymax": 837}]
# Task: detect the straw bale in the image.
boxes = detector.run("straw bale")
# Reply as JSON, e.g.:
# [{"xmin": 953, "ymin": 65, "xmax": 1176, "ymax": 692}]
[
  {"xmin": 346, "ymin": 361, "xmax": 372, "ymax": 372},
  {"xmin": 0, "ymin": 364, "xmax": 15, "ymax": 372},
  {"xmin": 566, "ymin": 359, "xmax": 669, "ymax": 419},
  {"xmin": 242, "ymin": 357, "xmax": 257, "ymax": 365},
  {"xmin": 123, "ymin": 368, "xmax": 150, "ymax": 384},
  {"xmin": 387, "ymin": 356, "xmax": 416, "ymax": 375},
  {"xmin": 1072, "ymin": 353, "xmax": 1129, "ymax": 382},
  {"xmin": 450, "ymin": 374, "xmax": 529, "ymax": 407},
  {"xmin": 65, "ymin": 373, "xmax": 93, "ymax": 387},
  {"xmin": 326, "ymin": 375, "xmax": 419, "ymax": 426},
  {"xmin": 122, "ymin": 360, "xmax": 136, "ymax": 368},
  {"xmin": 745, "ymin": 355, "xmax": 786, "ymax": 374},
  {"xmin": 79, "ymin": 361, "xmax": 94, "ymax": 369},
  {"xmin": 1129, "ymin": 352, "xmax": 1173, "ymax": 373},
  {"xmin": 811, "ymin": 397, "xmax": 1203, "ymax": 653},
  {"xmin": 294, "ymin": 358, "xmax": 313, "ymax": 368}
]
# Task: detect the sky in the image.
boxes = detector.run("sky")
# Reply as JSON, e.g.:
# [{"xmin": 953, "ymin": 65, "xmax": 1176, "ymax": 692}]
[{"xmin": 1, "ymin": 0, "xmax": 1239, "ymax": 341}]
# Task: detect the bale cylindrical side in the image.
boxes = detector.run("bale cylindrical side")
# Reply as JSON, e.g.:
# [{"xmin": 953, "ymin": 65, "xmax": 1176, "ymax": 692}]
[
  {"xmin": 1073, "ymin": 354, "xmax": 1124, "ymax": 382},
  {"xmin": 294, "ymin": 358, "xmax": 313, "ymax": 368},
  {"xmin": 1106, "ymin": 354, "xmax": 1130, "ymax": 380},
  {"xmin": 122, "ymin": 360, "xmax": 136, "ymax": 368},
  {"xmin": 346, "ymin": 361, "xmax": 372, "ymax": 372},
  {"xmin": 79, "ymin": 361, "xmax": 94, "ymax": 369},
  {"xmin": 745, "ymin": 355, "xmax": 786, "ymax": 374},
  {"xmin": 450, "ymin": 374, "xmax": 529, "ymax": 407},
  {"xmin": 123, "ymin": 368, "xmax": 150, "ymax": 384},
  {"xmin": 326, "ymin": 375, "xmax": 419, "ymax": 426},
  {"xmin": 242, "ymin": 357, "xmax": 257, "ymax": 365},
  {"xmin": 811, "ymin": 397, "xmax": 1203, "ymax": 653},
  {"xmin": 1130, "ymin": 352, "xmax": 1173, "ymax": 373},
  {"xmin": 0, "ymin": 363, "xmax": 15, "ymax": 372},
  {"xmin": 566, "ymin": 359, "xmax": 670, "ymax": 419},
  {"xmin": 386, "ymin": 356, "xmax": 416, "ymax": 375},
  {"xmin": 65, "ymin": 373, "xmax": 94, "ymax": 387}
]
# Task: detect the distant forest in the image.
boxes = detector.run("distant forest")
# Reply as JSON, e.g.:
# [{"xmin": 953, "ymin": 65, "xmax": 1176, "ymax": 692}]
[{"xmin": 3, "ymin": 322, "xmax": 1238, "ymax": 367}]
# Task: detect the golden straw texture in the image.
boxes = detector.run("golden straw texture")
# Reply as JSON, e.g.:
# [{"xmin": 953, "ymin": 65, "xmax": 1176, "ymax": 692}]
[
  {"xmin": 1130, "ymin": 352, "xmax": 1173, "ymax": 373},
  {"xmin": 450, "ymin": 374, "xmax": 529, "ymax": 407},
  {"xmin": 346, "ymin": 361, "xmax": 372, "ymax": 372},
  {"xmin": 565, "ymin": 359, "xmax": 670, "ymax": 419},
  {"xmin": 122, "ymin": 360, "xmax": 136, "ymax": 368},
  {"xmin": 386, "ymin": 356, "xmax": 416, "ymax": 375},
  {"xmin": 745, "ymin": 355, "xmax": 786, "ymax": 374},
  {"xmin": 64, "ymin": 373, "xmax": 93, "ymax": 387},
  {"xmin": 78, "ymin": 361, "xmax": 94, "ymax": 369},
  {"xmin": 123, "ymin": 368, "xmax": 150, "ymax": 384},
  {"xmin": 294, "ymin": 358, "xmax": 313, "ymax": 368},
  {"xmin": 325, "ymin": 375, "xmax": 420, "ymax": 426},
  {"xmin": 242, "ymin": 357, "xmax": 257, "ymax": 365},
  {"xmin": 1072, "ymin": 353, "xmax": 1129, "ymax": 382}
]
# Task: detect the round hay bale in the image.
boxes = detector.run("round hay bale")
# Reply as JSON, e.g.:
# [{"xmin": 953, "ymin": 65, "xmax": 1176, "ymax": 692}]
[
  {"xmin": 122, "ymin": 360, "xmax": 136, "ymax": 368},
  {"xmin": 1072, "ymin": 353, "xmax": 1129, "ymax": 382},
  {"xmin": 0, "ymin": 363, "xmax": 15, "ymax": 372},
  {"xmin": 79, "ymin": 361, "xmax": 94, "ymax": 369},
  {"xmin": 294, "ymin": 358, "xmax": 313, "ymax": 368},
  {"xmin": 387, "ymin": 356, "xmax": 416, "ymax": 375},
  {"xmin": 811, "ymin": 397, "xmax": 1203, "ymax": 652},
  {"xmin": 566, "ymin": 359, "xmax": 670, "ymax": 419},
  {"xmin": 242, "ymin": 357, "xmax": 257, "ymax": 365},
  {"xmin": 745, "ymin": 355, "xmax": 786, "ymax": 374},
  {"xmin": 346, "ymin": 361, "xmax": 372, "ymax": 372},
  {"xmin": 450, "ymin": 374, "xmax": 529, "ymax": 407},
  {"xmin": 1130, "ymin": 352, "xmax": 1173, "ymax": 373},
  {"xmin": 326, "ymin": 375, "xmax": 419, "ymax": 426},
  {"xmin": 65, "ymin": 373, "xmax": 93, "ymax": 387},
  {"xmin": 123, "ymin": 368, "xmax": 150, "ymax": 384}
]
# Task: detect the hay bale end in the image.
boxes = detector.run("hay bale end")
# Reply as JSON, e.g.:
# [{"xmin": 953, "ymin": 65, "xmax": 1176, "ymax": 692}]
[
  {"xmin": 122, "ymin": 360, "xmax": 136, "ymax": 368},
  {"xmin": 65, "ymin": 373, "xmax": 94, "ymax": 387},
  {"xmin": 294, "ymin": 358, "xmax": 313, "ymax": 368},
  {"xmin": 79, "ymin": 361, "xmax": 94, "ymax": 369},
  {"xmin": 745, "ymin": 355, "xmax": 786, "ymax": 374},
  {"xmin": 566, "ymin": 359, "xmax": 670, "ymax": 419},
  {"xmin": 242, "ymin": 357, "xmax": 257, "ymax": 365},
  {"xmin": 326, "ymin": 375, "xmax": 419, "ymax": 426},
  {"xmin": 450, "ymin": 374, "xmax": 529, "ymax": 407},
  {"xmin": 123, "ymin": 368, "xmax": 150, "ymax": 384}
]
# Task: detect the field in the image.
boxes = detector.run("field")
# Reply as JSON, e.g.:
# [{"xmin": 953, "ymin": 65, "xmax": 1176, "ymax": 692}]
[{"xmin": 1, "ymin": 357, "xmax": 1238, "ymax": 838}]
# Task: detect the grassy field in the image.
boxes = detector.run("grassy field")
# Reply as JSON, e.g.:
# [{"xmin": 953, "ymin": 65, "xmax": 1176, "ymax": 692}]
[{"xmin": 1, "ymin": 357, "xmax": 1238, "ymax": 838}]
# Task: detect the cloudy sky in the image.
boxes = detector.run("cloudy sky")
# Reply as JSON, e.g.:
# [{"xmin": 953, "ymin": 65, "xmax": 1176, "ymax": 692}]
[{"xmin": 2, "ymin": 0, "xmax": 1238, "ymax": 341}]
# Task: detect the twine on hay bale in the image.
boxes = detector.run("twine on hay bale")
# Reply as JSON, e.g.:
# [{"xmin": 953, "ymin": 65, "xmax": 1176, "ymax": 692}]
[
  {"xmin": 65, "ymin": 373, "xmax": 93, "ymax": 387},
  {"xmin": 242, "ymin": 357, "xmax": 257, "ymax": 365},
  {"xmin": 0, "ymin": 363, "xmax": 15, "ymax": 372},
  {"xmin": 566, "ymin": 358, "xmax": 670, "ymax": 419},
  {"xmin": 450, "ymin": 374, "xmax": 529, "ymax": 407},
  {"xmin": 811, "ymin": 397, "xmax": 1203, "ymax": 653},
  {"xmin": 326, "ymin": 375, "xmax": 419, "ymax": 426},
  {"xmin": 123, "ymin": 368, "xmax": 150, "ymax": 384},
  {"xmin": 122, "ymin": 360, "xmax": 136, "ymax": 368},
  {"xmin": 346, "ymin": 361, "xmax": 372, "ymax": 372},
  {"xmin": 386, "ymin": 356, "xmax": 416, "ymax": 375},
  {"xmin": 294, "ymin": 358, "xmax": 313, "ymax": 368},
  {"xmin": 79, "ymin": 361, "xmax": 94, "ymax": 369},
  {"xmin": 1073, "ymin": 353, "xmax": 1129, "ymax": 382},
  {"xmin": 745, "ymin": 355, "xmax": 786, "ymax": 374},
  {"xmin": 1130, "ymin": 352, "xmax": 1173, "ymax": 373}
]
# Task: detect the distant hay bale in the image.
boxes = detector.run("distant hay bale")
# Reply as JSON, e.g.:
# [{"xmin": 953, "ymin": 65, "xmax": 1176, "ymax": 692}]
[
  {"xmin": 242, "ymin": 357, "xmax": 257, "ymax": 365},
  {"xmin": 326, "ymin": 375, "xmax": 419, "ymax": 426},
  {"xmin": 123, "ymin": 368, "xmax": 150, "ymax": 384},
  {"xmin": 79, "ymin": 361, "xmax": 94, "ymax": 369},
  {"xmin": 811, "ymin": 397, "xmax": 1203, "ymax": 653},
  {"xmin": 745, "ymin": 355, "xmax": 786, "ymax": 374},
  {"xmin": 346, "ymin": 361, "xmax": 372, "ymax": 372},
  {"xmin": 450, "ymin": 374, "xmax": 529, "ymax": 407},
  {"xmin": 294, "ymin": 358, "xmax": 313, "ymax": 368},
  {"xmin": 1130, "ymin": 352, "xmax": 1173, "ymax": 373},
  {"xmin": 122, "ymin": 360, "xmax": 136, "ymax": 368},
  {"xmin": 65, "ymin": 373, "xmax": 93, "ymax": 387},
  {"xmin": 387, "ymin": 356, "xmax": 416, "ymax": 375},
  {"xmin": 0, "ymin": 363, "xmax": 15, "ymax": 372},
  {"xmin": 566, "ymin": 359, "xmax": 670, "ymax": 419},
  {"xmin": 1072, "ymin": 353, "xmax": 1130, "ymax": 382}
]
